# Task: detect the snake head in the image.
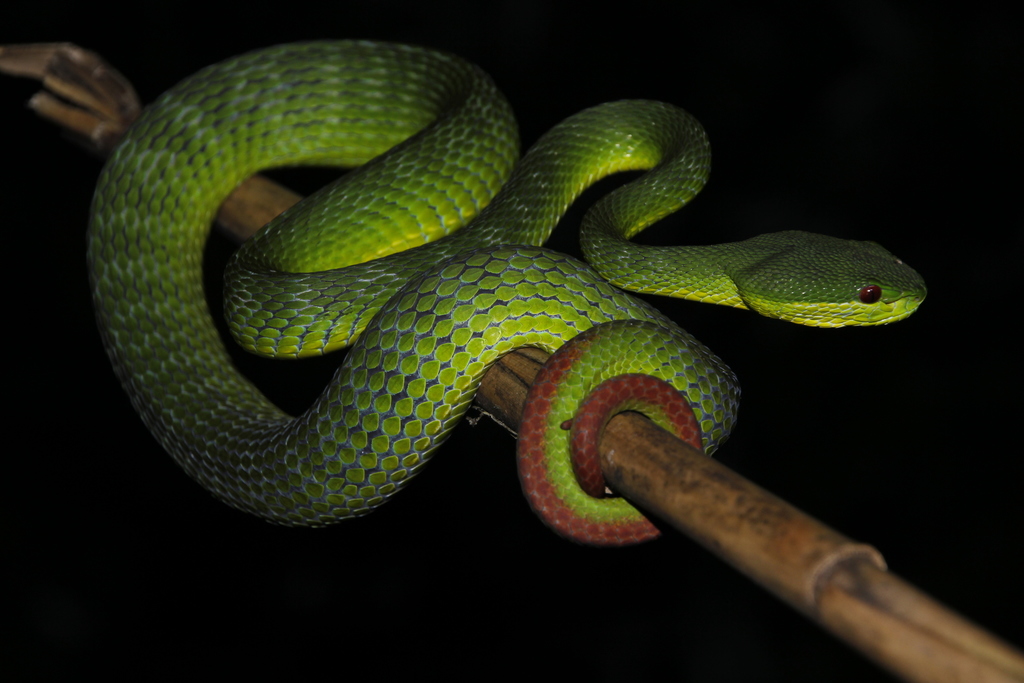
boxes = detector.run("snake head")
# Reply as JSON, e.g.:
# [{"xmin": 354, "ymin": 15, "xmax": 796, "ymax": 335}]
[{"xmin": 731, "ymin": 231, "xmax": 927, "ymax": 327}]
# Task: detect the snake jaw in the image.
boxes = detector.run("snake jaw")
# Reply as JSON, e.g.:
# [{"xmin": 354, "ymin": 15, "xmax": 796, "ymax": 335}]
[
  {"xmin": 840, "ymin": 285, "xmax": 928, "ymax": 326},
  {"xmin": 743, "ymin": 291, "xmax": 926, "ymax": 327},
  {"xmin": 863, "ymin": 292, "xmax": 927, "ymax": 325}
]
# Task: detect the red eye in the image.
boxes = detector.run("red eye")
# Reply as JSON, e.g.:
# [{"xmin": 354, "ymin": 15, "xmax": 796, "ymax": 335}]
[{"xmin": 859, "ymin": 285, "xmax": 882, "ymax": 303}]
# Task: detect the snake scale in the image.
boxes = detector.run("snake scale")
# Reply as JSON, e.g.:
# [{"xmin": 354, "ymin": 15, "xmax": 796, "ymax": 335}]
[{"xmin": 87, "ymin": 41, "xmax": 926, "ymax": 545}]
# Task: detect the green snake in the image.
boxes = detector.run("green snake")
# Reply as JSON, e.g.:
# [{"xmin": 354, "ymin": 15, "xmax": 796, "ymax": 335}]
[{"xmin": 87, "ymin": 41, "xmax": 926, "ymax": 545}]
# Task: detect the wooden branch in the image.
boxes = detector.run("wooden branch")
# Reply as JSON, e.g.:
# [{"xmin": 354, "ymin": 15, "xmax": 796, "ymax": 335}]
[
  {"xmin": 0, "ymin": 43, "xmax": 139, "ymax": 155},
  {"xmin": 5, "ymin": 42, "xmax": 1023, "ymax": 683},
  {"xmin": 0, "ymin": 43, "xmax": 301, "ymax": 237},
  {"xmin": 484, "ymin": 349, "xmax": 1024, "ymax": 683}
]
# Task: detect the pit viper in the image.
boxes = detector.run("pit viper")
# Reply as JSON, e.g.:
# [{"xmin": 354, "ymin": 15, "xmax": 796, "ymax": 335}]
[{"xmin": 87, "ymin": 41, "xmax": 926, "ymax": 545}]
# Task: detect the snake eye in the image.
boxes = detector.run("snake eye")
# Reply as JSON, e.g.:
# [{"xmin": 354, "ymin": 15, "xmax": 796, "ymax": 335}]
[{"xmin": 859, "ymin": 285, "xmax": 883, "ymax": 304}]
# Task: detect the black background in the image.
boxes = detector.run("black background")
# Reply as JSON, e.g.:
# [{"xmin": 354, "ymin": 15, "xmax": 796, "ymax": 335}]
[{"xmin": 6, "ymin": 2, "xmax": 1021, "ymax": 680}]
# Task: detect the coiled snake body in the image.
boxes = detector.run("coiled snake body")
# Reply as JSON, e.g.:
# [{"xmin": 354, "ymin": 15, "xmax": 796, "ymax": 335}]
[{"xmin": 88, "ymin": 42, "xmax": 926, "ymax": 545}]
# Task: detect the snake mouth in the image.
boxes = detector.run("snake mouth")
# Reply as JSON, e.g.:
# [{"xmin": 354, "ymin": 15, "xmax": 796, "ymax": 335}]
[
  {"xmin": 873, "ymin": 292, "xmax": 927, "ymax": 324},
  {"xmin": 758, "ymin": 295, "xmax": 926, "ymax": 328}
]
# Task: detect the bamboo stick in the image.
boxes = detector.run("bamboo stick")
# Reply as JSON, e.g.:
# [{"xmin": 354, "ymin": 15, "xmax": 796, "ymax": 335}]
[{"xmin": 5, "ymin": 43, "xmax": 1023, "ymax": 682}]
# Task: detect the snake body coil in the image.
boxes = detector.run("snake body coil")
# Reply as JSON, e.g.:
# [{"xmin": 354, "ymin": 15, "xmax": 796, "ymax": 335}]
[{"xmin": 88, "ymin": 42, "xmax": 925, "ymax": 542}]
